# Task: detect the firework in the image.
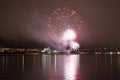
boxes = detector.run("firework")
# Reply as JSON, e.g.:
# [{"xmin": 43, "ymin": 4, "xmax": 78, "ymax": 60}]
[
  {"xmin": 62, "ymin": 29, "xmax": 76, "ymax": 41},
  {"xmin": 70, "ymin": 41, "xmax": 80, "ymax": 50},
  {"xmin": 48, "ymin": 7, "xmax": 82, "ymax": 38},
  {"xmin": 47, "ymin": 7, "xmax": 82, "ymax": 51}
]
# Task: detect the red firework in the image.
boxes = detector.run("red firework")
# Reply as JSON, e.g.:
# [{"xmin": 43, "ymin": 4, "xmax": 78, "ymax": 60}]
[{"xmin": 48, "ymin": 7, "xmax": 82, "ymax": 38}]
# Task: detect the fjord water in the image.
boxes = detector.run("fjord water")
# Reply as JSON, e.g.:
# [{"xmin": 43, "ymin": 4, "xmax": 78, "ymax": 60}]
[{"xmin": 0, "ymin": 53, "xmax": 120, "ymax": 80}]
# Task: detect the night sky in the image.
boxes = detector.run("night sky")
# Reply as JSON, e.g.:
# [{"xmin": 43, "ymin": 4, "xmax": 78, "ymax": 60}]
[{"xmin": 0, "ymin": 0, "xmax": 120, "ymax": 48}]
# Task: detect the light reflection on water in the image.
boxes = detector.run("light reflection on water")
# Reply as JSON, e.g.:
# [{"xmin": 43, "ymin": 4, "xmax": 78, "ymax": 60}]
[
  {"xmin": 117, "ymin": 55, "xmax": 120, "ymax": 70},
  {"xmin": 0, "ymin": 53, "xmax": 120, "ymax": 80},
  {"xmin": 64, "ymin": 55, "xmax": 80, "ymax": 80}
]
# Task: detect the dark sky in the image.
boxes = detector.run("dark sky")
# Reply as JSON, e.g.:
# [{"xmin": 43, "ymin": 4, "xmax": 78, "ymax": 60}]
[{"xmin": 0, "ymin": 0, "xmax": 120, "ymax": 48}]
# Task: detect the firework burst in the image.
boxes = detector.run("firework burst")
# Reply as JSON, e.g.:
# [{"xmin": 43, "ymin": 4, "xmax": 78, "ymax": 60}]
[{"xmin": 47, "ymin": 7, "xmax": 82, "ymax": 51}]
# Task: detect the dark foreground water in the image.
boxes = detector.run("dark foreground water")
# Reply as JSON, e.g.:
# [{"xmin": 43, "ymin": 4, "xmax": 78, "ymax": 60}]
[{"xmin": 0, "ymin": 53, "xmax": 120, "ymax": 80}]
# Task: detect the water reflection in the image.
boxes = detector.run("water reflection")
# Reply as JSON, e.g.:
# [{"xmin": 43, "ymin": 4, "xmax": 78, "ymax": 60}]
[
  {"xmin": 1, "ymin": 56, "xmax": 8, "ymax": 70},
  {"xmin": 0, "ymin": 53, "xmax": 120, "ymax": 80},
  {"xmin": 22, "ymin": 55, "xmax": 24, "ymax": 73},
  {"xmin": 64, "ymin": 55, "xmax": 80, "ymax": 80},
  {"xmin": 42, "ymin": 55, "xmax": 52, "ymax": 69},
  {"xmin": 117, "ymin": 55, "xmax": 120, "ymax": 70}
]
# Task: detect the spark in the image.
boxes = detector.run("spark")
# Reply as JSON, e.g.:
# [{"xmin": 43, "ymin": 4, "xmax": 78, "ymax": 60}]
[
  {"xmin": 62, "ymin": 29, "xmax": 80, "ymax": 51},
  {"xmin": 70, "ymin": 41, "xmax": 80, "ymax": 50},
  {"xmin": 62, "ymin": 29, "xmax": 76, "ymax": 41},
  {"xmin": 47, "ymin": 7, "xmax": 82, "ymax": 51}
]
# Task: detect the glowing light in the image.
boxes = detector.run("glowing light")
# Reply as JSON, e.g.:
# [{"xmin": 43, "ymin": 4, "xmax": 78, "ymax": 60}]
[
  {"xmin": 63, "ymin": 29, "xmax": 76, "ymax": 41},
  {"xmin": 47, "ymin": 7, "xmax": 83, "ymax": 51},
  {"xmin": 117, "ymin": 52, "xmax": 120, "ymax": 55},
  {"xmin": 110, "ymin": 52, "xmax": 113, "ymax": 55},
  {"xmin": 48, "ymin": 7, "xmax": 82, "ymax": 39},
  {"xmin": 70, "ymin": 41, "xmax": 79, "ymax": 50},
  {"xmin": 64, "ymin": 55, "xmax": 80, "ymax": 80},
  {"xmin": 62, "ymin": 29, "xmax": 80, "ymax": 51}
]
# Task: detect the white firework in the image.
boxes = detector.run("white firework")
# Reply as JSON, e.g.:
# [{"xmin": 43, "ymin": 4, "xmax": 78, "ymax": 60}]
[
  {"xmin": 62, "ymin": 29, "xmax": 76, "ymax": 41},
  {"xmin": 70, "ymin": 41, "xmax": 80, "ymax": 50}
]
